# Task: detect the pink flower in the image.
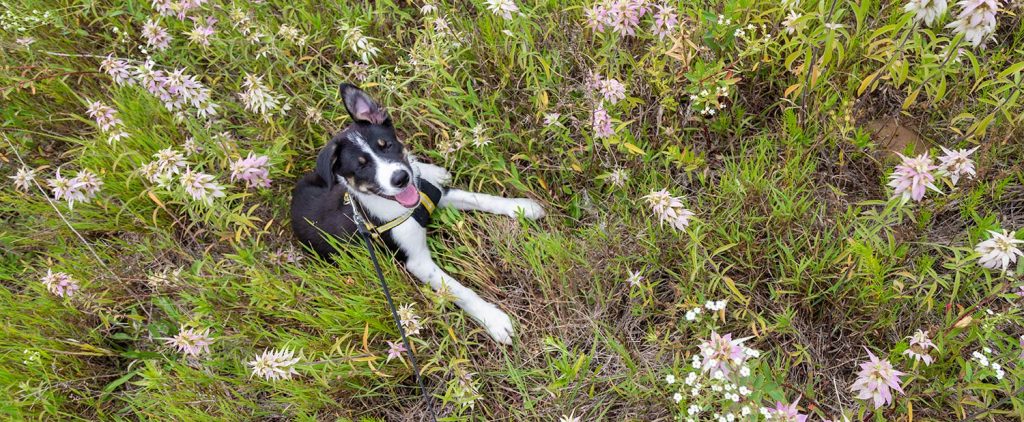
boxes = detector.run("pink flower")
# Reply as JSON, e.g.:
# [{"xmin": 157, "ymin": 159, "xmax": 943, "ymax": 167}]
[
  {"xmin": 41, "ymin": 269, "xmax": 80, "ymax": 298},
  {"xmin": 650, "ymin": 3, "xmax": 679, "ymax": 39},
  {"xmin": 187, "ymin": 16, "xmax": 217, "ymax": 46},
  {"xmin": 697, "ymin": 332, "xmax": 753, "ymax": 379},
  {"xmin": 592, "ymin": 105, "xmax": 614, "ymax": 138},
  {"xmin": 165, "ymin": 327, "xmax": 213, "ymax": 356},
  {"xmin": 100, "ymin": 55, "xmax": 133, "ymax": 85},
  {"xmin": 179, "ymin": 167, "xmax": 225, "ymax": 205},
  {"xmin": 902, "ymin": 330, "xmax": 936, "ymax": 366},
  {"xmin": 599, "ymin": 78, "xmax": 627, "ymax": 104},
  {"xmin": 643, "ymin": 189, "xmax": 694, "ymax": 231},
  {"xmin": 936, "ymin": 146, "xmax": 978, "ymax": 185},
  {"xmin": 888, "ymin": 153, "xmax": 939, "ymax": 202},
  {"xmin": 585, "ymin": 3, "xmax": 611, "ymax": 31},
  {"xmin": 386, "ymin": 341, "xmax": 407, "ymax": 362},
  {"xmin": 230, "ymin": 152, "xmax": 272, "ymax": 188},
  {"xmin": 248, "ymin": 348, "xmax": 300, "ymax": 380},
  {"xmin": 608, "ymin": 0, "xmax": 647, "ymax": 36},
  {"xmin": 142, "ymin": 19, "xmax": 172, "ymax": 51},
  {"xmin": 47, "ymin": 169, "xmax": 85, "ymax": 207},
  {"xmin": 767, "ymin": 398, "xmax": 809, "ymax": 422},
  {"xmin": 850, "ymin": 350, "xmax": 905, "ymax": 409},
  {"xmin": 86, "ymin": 101, "xmax": 122, "ymax": 132}
]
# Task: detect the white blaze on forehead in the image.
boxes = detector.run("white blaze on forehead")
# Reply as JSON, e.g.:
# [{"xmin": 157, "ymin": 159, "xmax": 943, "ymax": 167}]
[{"xmin": 347, "ymin": 132, "xmax": 409, "ymax": 194}]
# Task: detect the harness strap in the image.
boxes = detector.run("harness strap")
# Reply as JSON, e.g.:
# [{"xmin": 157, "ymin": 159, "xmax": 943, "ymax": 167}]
[{"xmin": 343, "ymin": 179, "xmax": 443, "ymax": 241}]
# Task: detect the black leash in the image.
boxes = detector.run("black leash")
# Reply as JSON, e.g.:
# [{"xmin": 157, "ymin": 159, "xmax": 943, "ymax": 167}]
[{"xmin": 349, "ymin": 198, "xmax": 437, "ymax": 422}]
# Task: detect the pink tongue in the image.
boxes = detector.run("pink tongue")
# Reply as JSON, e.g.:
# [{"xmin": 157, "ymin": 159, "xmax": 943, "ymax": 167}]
[{"xmin": 395, "ymin": 184, "xmax": 420, "ymax": 208}]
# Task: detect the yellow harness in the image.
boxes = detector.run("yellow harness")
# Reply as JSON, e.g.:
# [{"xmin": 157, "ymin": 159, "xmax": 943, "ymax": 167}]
[{"xmin": 344, "ymin": 190, "xmax": 438, "ymax": 240}]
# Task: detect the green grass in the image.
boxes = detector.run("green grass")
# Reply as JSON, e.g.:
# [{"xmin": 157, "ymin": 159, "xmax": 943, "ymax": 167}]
[{"xmin": 2, "ymin": 0, "xmax": 1024, "ymax": 420}]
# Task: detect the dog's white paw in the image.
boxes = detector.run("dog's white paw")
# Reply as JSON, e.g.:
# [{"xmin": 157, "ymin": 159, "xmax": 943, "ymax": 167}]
[
  {"xmin": 415, "ymin": 163, "xmax": 451, "ymax": 187},
  {"xmin": 510, "ymin": 198, "xmax": 546, "ymax": 220},
  {"xmin": 469, "ymin": 303, "xmax": 515, "ymax": 345}
]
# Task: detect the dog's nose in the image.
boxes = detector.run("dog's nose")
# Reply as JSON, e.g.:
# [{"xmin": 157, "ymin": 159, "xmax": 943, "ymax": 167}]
[{"xmin": 391, "ymin": 170, "xmax": 410, "ymax": 187}]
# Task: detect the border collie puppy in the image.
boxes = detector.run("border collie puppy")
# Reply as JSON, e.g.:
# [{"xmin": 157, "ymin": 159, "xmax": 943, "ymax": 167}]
[{"xmin": 290, "ymin": 84, "xmax": 545, "ymax": 344}]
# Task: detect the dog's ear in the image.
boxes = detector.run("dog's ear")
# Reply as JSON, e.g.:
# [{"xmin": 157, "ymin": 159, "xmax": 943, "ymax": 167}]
[
  {"xmin": 316, "ymin": 137, "xmax": 341, "ymax": 189},
  {"xmin": 339, "ymin": 83, "xmax": 389, "ymax": 125}
]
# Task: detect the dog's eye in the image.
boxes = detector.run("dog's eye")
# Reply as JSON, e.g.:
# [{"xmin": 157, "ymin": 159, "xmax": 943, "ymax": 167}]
[
  {"xmin": 357, "ymin": 156, "xmax": 368, "ymax": 167},
  {"xmin": 377, "ymin": 139, "xmax": 391, "ymax": 149}
]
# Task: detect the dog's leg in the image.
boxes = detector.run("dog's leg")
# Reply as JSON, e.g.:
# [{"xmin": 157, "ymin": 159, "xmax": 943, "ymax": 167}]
[
  {"xmin": 440, "ymin": 189, "xmax": 545, "ymax": 220},
  {"xmin": 391, "ymin": 222, "xmax": 515, "ymax": 344}
]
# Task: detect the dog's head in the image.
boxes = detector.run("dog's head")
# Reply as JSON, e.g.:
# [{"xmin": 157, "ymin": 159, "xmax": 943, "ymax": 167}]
[{"xmin": 316, "ymin": 83, "xmax": 420, "ymax": 208}]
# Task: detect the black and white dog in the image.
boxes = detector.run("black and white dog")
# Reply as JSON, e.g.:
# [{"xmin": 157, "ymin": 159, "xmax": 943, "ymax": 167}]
[{"xmin": 290, "ymin": 84, "xmax": 545, "ymax": 344}]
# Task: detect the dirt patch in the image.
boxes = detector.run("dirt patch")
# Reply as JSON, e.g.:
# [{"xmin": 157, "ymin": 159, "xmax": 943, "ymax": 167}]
[{"xmin": 863, "ymin": 117, "xmax": 930, "ymax": 156}]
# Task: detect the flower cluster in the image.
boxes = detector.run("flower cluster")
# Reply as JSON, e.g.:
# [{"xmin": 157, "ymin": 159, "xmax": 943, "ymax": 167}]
[
  {"xmin": 40, "ymin": 269, "xmax": 80, "ymax": 298},
  {"xmin": 386, "ymin": 341, "xmax": 407, "ymax": 362},
  {"xmin": 239, "ymin": 73, "xmax": 289, "ymax": 120},
  {"xmin": 248, "ymin": 348, "xmax": 300, "ymax": 381},
  {"xmin": 970, "ymin": 346, "xmax": 1005, "ymax": 380},
  {"xmin": 586, "ymin": 0, "xmax": 650, "ymax": 36},
  {"xmin": 398, "ymin": 303, "xmax": 424, "ymax": 336},
  {"xmin": 643, "ymin": 189, "xmax": 695, "ymax": 231},
  {"xmin": 338, "ymin": 22, "xmax": 381, "ymax": 63},
  {"xmin": 86, "ymin": 101, "xmax": 130, "ymax": 143},
  {"xmin": 165, "ymin": 327, "xmax": 214, "ymax": 357},
  {"xmin": 186, "ymin": 16, "xmax": 217, "ymax": 46},
  {"xmin": 688, "ymin": 84, "xmax": 731, "ymax": 116},
  {"xmin": 937, "ymin": 146, "xmax": 979, "ymax": 185},
  {"xmin": 229, "ymin": 152, "xmax": 272, "ymax": 188},
  {"xmin": 152, "ymin": 0, "xmax": 207, "ymax": 20},
  {"xmin": 9, "ymin": 166, "xmax": 37, "ymax": 192},
  {"xmin": 142, "ymin": 19, "xmax": 172, "ymax": 51},
  {"xmin": 974, "ymin": 229, "xmax": 1023, "ymax": 272},
  {"xmin": 592, "ymin": 104, "xmax": 615, "ymax": 139},
  {"xmin": 102, "ymin": 59, "xmax": 219, "ymax": 118},
  {"xmin": 946, "ymin": 0, "xmax": 1000, "ymax": 48},
  {"xmin": 484, "ymin": 0, "xmax": 520, "ymax": 20},
  {"xmin": 889, "ymin": 153, "xmax": 940, "ymax": 202},
  {"xmin": 850, "ymin": 350, "xmax": 905, "ymax": 409},
  {"xmin": 668, "ymin": 332, "xmax": 765, "ymax": 422},
  {"xmin": 762, "ymin": 399, "xmax": 809, "ymax": 422},
  {"xmin": 650, "ymin": 3, "xmax": 679, "ymax": 39},
  {"xmin": 905, "ymin": 0, "xmax": 949, "ymax": 26},
  {"xmin": 902, "ymin": 330, "xmax": 937, "ymax": 365},
  {"xmin": 46, "ymin": 169, "xmax": 103, "ymax": 209},
  {"xmin": 179, "ymin": 167, "xmax": 226, "ymax": 205},
  {"xmin": 686, "ymin": 299, "xmax": 727, "ymax": 321}
]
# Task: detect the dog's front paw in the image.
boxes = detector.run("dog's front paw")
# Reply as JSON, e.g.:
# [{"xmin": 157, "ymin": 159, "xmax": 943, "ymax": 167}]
[
  {"xmin": 415, "ymin": 163, "xmax": 451, "ymax": 186},
  {"xmin": 469, "ymin": 303, "xmax": 515, "ymax": 345},
  {"xmin": 510, "ymin": 198, "xmax": 546, "ymax": 220}
]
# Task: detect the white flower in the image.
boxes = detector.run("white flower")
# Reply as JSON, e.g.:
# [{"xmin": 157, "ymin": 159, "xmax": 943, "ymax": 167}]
[
  {"xmin": 165, "ymin": 327, "xmax": 214, "ymax": 356},
  {"xmin": 937, "ymin": 146, "xmax": 978, "ymax": 185},
  {"xmin": 420, "ymin": 3, "xmax": 438, "ymax": 14},
  {"xmin": 673, "ymin": 392, "xmax": 683, "ymax": 403},
  {"xmin": 975, "ymin": 229, "xmax": 1024, "ymax": 271},
  {"xmin": 248, "ymin": 348, "xmax": 300, "ymax": 380},
  {"xmin": 558, "ymin": 412, "xmax": 582, "ymax": 422},
  {"xmin": 9, "ymin": 167, "xmax": 36, "ymax": 192},
  {"xmin": 666, "ymin": 374, "xmax": 676, "ymax": 384},
  {"xmin": 946, "ymin": 0, "xmax": 1000, "ymax": 48},
  {"xmin": 824, "ymin": 22, "xmax": 845, "ymax": 30},
  {"xmin": 627, "ymin": 270, "xmax": 644, "ymax": 287},
  {"xmin": 543, "ymin": 112, "xmax": 561, "ymax": 127},
  {"xmin": 239, "ymin": 73, "xmax": 287, "ymax": 117},
  {"xmin": 905, "ymin": 0, "xmax": 949, "ymax": 26},
  {"xmin": 644, "ymin": 189, "xmax": 695, "ymax": 231},
  {"xmin": 783, "ymin": 11, "xmax": 803, "ymax": 34},
  {"xmin": 485, "ymin": 0, "xmax": 520, "ymax": 20},
  {"xmin": 179, "ymin": 168, "xmax": 225, "ymax": 205},
  {"xmin": 607, "ymin": 168, "xmax": 629, "ymax": 188},
  {"xmin": 688, "ymin": 404, "xmax": 701, "ymax": 415}
]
